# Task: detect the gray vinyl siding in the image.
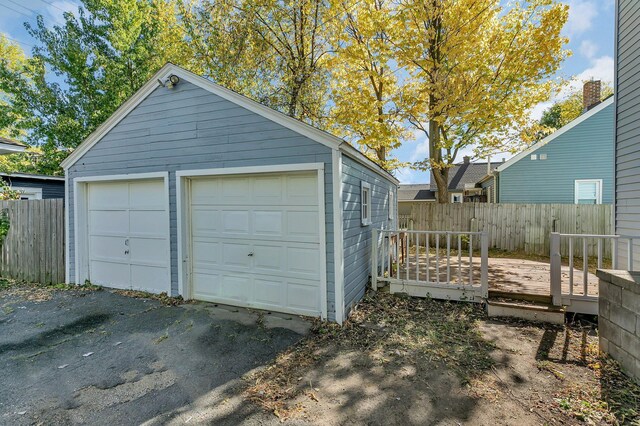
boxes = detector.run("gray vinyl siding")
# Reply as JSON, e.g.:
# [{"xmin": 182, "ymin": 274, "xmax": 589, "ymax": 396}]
[
  {"xmin": 499, "ymin": 102, "xmax": 614, "ymax": 204},
  {"xmin": 616, "ymin": 0, "xmax": 640, "ymax": 269},
  {"xmin": 67, "ymin": 81, "xmax": 337, "ymax": 320},
  {"xmin": 341, "ymin": 155, "xmax": 397, "ymax": 316},
  {"xmin": 3, "ymin": 176, "xmax": 64, "ymax": 199}
]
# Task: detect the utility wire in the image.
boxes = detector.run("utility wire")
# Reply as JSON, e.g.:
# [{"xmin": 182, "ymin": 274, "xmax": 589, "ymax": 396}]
[
  {"xmin": 36, "ymin": 0, "xmax": 71, "ymax": 13},
  {"xmin": 0, "ymin": 2, "xmax": 34, "ymax": 19},
  {"xmin": 5, "ymin": 0, "xmax": 41, "ymax": 16}
]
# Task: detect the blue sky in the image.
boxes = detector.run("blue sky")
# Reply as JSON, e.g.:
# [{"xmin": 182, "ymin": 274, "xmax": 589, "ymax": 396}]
[{"xmin": 0, "ymin": 0, "xmax": 616, "ymax": 183}]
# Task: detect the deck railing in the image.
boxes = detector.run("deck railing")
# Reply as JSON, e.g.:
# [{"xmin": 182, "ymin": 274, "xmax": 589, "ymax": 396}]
[
  {"xmin": 550, "ymin": 232, "xmax": 640, "ymax": 311},
  {"xmin": 371, "ymin": 229, "xmax": 489, "ymax": 302}
]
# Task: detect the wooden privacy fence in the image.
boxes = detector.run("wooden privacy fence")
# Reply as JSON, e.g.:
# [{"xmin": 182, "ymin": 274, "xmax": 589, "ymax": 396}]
[
  {"xmin": 0, "ymin": 199, "xmax": 65, "ymax": 284},
  {"xmin": 405, "ymin": 203, "xmax": 613, "ymax": 258}
]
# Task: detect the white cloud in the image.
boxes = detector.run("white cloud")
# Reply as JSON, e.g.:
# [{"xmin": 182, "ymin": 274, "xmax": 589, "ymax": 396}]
[
  {"xmin": 529, "ymin": 55, "xmax": 614, "ymax": 120},
  {"xmin": 564, "ymin": 0, "xmax": 598, "ymax": 35},
  {"xmin": 579, "ymin": 40, "xmax": 598, "ymax": 59},
  {"xmin": 396, "ymin": 167, "xmax": 421, "ymax": 184}
]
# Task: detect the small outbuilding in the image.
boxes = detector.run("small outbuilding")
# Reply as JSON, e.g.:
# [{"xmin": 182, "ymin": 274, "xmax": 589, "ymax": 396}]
[
  {"xmin": 62, "ymin": 63, "xmax": 398, "ymax": 323},
  {"xmin": 1, "ymin": 173, "xmax": 65, "ymax": 199}
]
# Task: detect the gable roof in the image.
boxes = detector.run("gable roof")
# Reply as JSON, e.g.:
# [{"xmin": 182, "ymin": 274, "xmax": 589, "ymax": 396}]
[
  {"xmin": 430, "ymin": 161, "xmax": 502, "ymax": 191},
  {"xmin": 496, "ymin": 96, "xmax": 615, "ymax": 173},
  {"xmin": 61, "ymin": 63, "xmax": 398, "ymax": 184},
  {"xmin": 398, "ymin": 184, "xmax": 436, "ymax": 201}
]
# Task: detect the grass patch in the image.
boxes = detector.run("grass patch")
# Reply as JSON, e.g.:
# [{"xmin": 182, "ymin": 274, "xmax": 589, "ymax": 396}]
[
  {"xmin": 555, "ymin": 356, "xmax": 640, "ymax": 424},
  {"xmin": 245, "ymin": 291, "xmax": 495, "ymax": 419}
]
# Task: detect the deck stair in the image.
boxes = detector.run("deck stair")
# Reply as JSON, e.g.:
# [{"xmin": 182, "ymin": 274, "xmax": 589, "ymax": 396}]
[{"xmin": 487, "ymin": 290, "xmax": 565, "ymax": 324}]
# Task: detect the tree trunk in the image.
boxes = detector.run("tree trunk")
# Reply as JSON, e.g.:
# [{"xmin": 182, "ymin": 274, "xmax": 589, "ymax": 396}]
[{"xmin": 428, "ymin": 99, "xmax": 449, "ymax": 203}]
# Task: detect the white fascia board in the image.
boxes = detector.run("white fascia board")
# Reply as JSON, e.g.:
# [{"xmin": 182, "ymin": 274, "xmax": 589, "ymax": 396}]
[{"xmin": 496, "ymin": 96, "xmax": 614, "ymax": 173}]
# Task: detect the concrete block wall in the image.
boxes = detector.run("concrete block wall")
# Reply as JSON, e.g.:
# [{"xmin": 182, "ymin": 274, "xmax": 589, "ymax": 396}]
[{"xmin": 597, "ymin": 270, "xmax": 640, "ymax": 383}]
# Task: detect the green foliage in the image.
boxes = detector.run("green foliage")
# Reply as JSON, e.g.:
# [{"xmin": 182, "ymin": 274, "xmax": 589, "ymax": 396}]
[
  {"xmin": 0, "ymin": 0, "xmax": 193, "ymax": 174},
  {"xmin": 539, "ymin": 82, "xmax": 614, "ymax": 135}
]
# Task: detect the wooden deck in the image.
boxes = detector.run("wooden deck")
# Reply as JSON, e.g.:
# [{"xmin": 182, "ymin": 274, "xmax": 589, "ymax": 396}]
[{"xmin": 390, "ymin": 253, "xmax": 598, "ymax": 297}]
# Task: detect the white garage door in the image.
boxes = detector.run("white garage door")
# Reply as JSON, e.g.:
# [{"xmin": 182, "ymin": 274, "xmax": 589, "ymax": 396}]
[
  {"xmin": 189, "ymin": 172, "xmax": 322, "ymax": 316},
  {"xmin": 87, "ymin": 179, "xmax": 169, "ymax": 293}
]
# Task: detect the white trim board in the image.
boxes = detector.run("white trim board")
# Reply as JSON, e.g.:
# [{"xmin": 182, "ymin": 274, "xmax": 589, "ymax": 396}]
[
  {"xmin": 72, "ymin": 172, "xmax": 171, "ymax": 292},
  {"xmin": 332, "ymin": 149, "xmax": 345, "ymax": 324},
  {"xmin": 496, "ymin": 96, "xmax": 615, "ymax": 173},
  {"xmin": 60, "ymin": 63, "xmax": 398, "ymax": 185},
  {"xmin": 175, "ymin": 163, "xmax": 329, "ymax": 320}
]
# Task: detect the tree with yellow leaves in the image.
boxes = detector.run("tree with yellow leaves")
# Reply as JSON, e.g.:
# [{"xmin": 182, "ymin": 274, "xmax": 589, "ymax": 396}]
[
  {"xmin": 392, "ymin": 0, "xmax": 569, "ymax": 202},
  {"xmin": 328, "ymin": 0, "xmax": 410, "ymax": 170}
]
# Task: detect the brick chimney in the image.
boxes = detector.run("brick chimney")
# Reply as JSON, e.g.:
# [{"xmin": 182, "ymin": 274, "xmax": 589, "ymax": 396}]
[
  {"xmin": 463, "ymin": 156, "xmax": 471, "ymax": 164},
  {"xmin": 583, "ymin": 80, "xmax": 602, "ymax": 111}
]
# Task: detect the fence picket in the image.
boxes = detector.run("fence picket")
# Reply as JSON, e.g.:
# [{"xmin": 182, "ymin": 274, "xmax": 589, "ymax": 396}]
[
  {"xmin": 0, "ymin": 200, "xmax": 65, "ymax": 284},
  {"xmin": 402, "ymin": 203, "xmax": 613, "ymax": 258}
]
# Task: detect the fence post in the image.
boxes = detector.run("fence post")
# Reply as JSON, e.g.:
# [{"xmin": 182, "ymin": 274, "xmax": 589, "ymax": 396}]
[
  {"xmin": 480, "ymin": 231, "xmax": 489, "ymax": 299},
  {"xmin": 550, "ymin": 232, "xmax": 562, "ymax": 306},
  {"xmin": 371, "ymin": 228, "xmax": 378, "ymax": 290}
]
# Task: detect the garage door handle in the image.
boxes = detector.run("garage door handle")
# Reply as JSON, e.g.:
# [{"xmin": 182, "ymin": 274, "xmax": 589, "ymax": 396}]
[{"xmin": 248, "ymin": 252, "xmax": 254, "ymax": 257}]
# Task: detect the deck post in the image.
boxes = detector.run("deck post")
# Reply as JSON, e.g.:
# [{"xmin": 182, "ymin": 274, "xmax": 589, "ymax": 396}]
[
  {"xmin": 371, "ymin": 228, "xmax": 378, "ymax": 290},
  {"xmin": 550, "ymin": 232, "xmax": 562, "ymax": 306},
  {"xmin": 480, "ymin": 231, "xmax": 489, "ymax": 299}
]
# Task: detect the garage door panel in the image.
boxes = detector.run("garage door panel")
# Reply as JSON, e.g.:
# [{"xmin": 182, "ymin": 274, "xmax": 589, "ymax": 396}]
[
  {"xmin": 222, "ymin": 242, "xmax": 252, "ymax": 267},
  {"xmin": 222, "ymin": 210, "xmax": 250, "ymax": 234},
  {"xmin": 129, "ymin": 210, "xmax": 166, "ymax": 237},
  {"xmin": 287, "ymin": 211, "xmax": 320, "ymax": 241},
  {"xmin": 89, "ymin": 182, "xmax": 128, "ymax": 209},
  {"xmin": 253, "ymin": 176, "xmax": 283, "ymax": 204},
  {"xmin": 189, "ymin": 171, "xmax": 322, "ymax": 316},
  {"xmin": 191, "ymin": 179, "xmax": 220, "ymax": 204},
  {"xmin": 286, "ymin": 175, "xmax": 317, "ymax": 205},
  {"xmin": 252, "ymin": 244, "xmax": 284, "ymax": 273},
  {"xmin": 86, "ymin": 178, "xmax": 169, "ymax": 294},
  {"xmin": 192, "ymin": 240, "xmax": 221, "ymax": 268},
  {"xmin": 90, "ymin": 260, "xmax": 129, "ymax": 288},
  {"xmin": 89, "ymin": 210, "xmax": 128, "ymax": 235},
  {"xmin": 220, "ymin": 274, "xmax": 252, "ymax": 302},
  {"xmin": 253, "ymin": 211, "xmax": 283, "ymax": 237},
  {"xmin": 254, "ymin": 278, "xmax": 285, "ymax": 307},
  {"xmin": 89, "ymin": 236, "xmax": 127, "ymax": 262},
  {"xmin": 129, "ymin": 237, "xmax": 167, "ymax": 266},
  {"xmin": 287, "ymin": 247, "xmax": 320, "ymax": 278},
  {"xmin": 191, "ymin": 208, "xmax": 221, "ymax": 236},
  {"xmin": 129, "ymin": 180, "xmax": 166, "ymax": 209},
  {"xmin": 221, "ymin": 177, "xmax": 251, "ymax": 204},
  {"xmin": 131, "ymin": 264, "xmax": 168, "ymax": 293},
  {"xmin": 287, "ymin": 281, "xmax": 321, "ymax": 313}
]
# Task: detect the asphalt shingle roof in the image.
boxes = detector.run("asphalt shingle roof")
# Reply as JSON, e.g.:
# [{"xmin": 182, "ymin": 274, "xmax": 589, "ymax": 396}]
[{"xmin": 429, "ymin": 161, "xmax": 502, "ymax": 191}]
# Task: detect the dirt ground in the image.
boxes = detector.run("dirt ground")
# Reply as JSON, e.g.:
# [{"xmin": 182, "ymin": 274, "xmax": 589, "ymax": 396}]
[{"xmin": 1, "ymin": 281, "xmax": 638, "ymax": 425}]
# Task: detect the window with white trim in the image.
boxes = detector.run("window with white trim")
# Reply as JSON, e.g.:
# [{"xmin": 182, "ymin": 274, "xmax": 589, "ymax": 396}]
[
  {"xmin": 451, "ymin": 193, "xmax": 463, "ymax": 203},
  {"xmin": 361, "ymin": 181, "xmax": 371, "ymax": 226},
  {"xmin": 575, "ymin": 179, "xmax": 602, "ymax": 204},
  {"xmin": 388, "ymin": 189, "xmax": 395, "ymax": 220}
]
